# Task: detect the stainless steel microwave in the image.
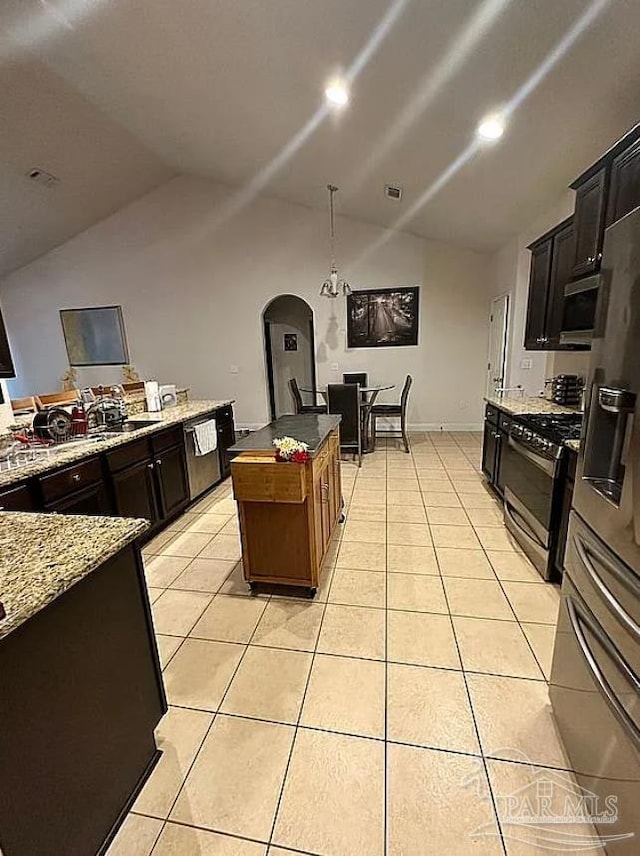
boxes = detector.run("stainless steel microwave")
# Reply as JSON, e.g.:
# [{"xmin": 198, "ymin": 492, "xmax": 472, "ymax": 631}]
[{"xmin": 559, "ymin": 274, "xmax": 600, "ymax": 347}]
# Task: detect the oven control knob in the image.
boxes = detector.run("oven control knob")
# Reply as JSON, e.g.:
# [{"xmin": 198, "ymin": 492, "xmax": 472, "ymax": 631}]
[{"xmin": 523, "ymin": 430, "xmax": 532, "ymax": 440}]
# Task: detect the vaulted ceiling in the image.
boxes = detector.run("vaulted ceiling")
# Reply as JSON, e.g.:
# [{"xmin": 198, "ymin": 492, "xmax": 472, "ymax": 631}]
[{"xmin": 2, "ymin": 0, "xmax": 640, "ymax": 278}]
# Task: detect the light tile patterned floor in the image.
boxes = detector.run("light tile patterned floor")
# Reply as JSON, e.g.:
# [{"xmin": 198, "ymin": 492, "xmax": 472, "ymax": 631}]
[{"xmin": 107, "ymin": 431, "xmax": 602, "ymax": 856}]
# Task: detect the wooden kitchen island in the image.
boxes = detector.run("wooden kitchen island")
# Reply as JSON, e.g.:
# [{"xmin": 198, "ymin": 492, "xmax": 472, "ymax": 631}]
[{"xmin": 229, "ymin": 415, "xmax": 342, "ymax": 596}]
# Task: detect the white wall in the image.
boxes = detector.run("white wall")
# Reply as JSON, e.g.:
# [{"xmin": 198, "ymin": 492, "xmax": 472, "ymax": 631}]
[
  {"xmin": 0, "ymin": 175, "xmax": 494, "ymax": 428},
  {"xmin": 489, "ymin": 191, "xmax": 589, "ymax": 397}
]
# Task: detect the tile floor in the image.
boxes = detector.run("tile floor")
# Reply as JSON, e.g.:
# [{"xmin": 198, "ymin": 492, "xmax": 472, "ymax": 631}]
[{"xmin": 107, "ymin": 431, "xmax": 602, "ymax": 856}]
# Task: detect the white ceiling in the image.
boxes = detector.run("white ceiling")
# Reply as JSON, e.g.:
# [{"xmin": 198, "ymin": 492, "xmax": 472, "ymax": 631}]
[{"xmin": 2, "ymin": 0, "xmax": 640, "ymax": 277}]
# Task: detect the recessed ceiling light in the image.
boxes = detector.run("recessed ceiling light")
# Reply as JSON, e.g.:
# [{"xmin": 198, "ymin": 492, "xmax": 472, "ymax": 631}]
[
  {"xmin": 476, "ymin": 115, "xmax": 505, "ymax": 141},
  {"xmin": 325, "ymin": 80, "xmax": 349, "ymax": 107}
]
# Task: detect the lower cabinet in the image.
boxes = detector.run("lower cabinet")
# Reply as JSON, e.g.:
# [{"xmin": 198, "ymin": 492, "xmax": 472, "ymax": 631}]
[
  {"xmin": 0, "ymin": 483, "xmax": 38, "ymax": 512},
  {"xmin": 108, "ymin": 432, "xmax": 189, "ymax": 531},
  {"xmin": 45, "ymin": 481, "xmax": 111, "ymax": 515},
  {"xmin": 481, "ymin": 406, "xmax": 510, "ymax": 498},
  {"xmin": 111, "ymin": 458, "xmax": 160, "ymax": 524},
  {"xmin": 154, "ymin": 442, "xmax": 189, "ymax": 519}
]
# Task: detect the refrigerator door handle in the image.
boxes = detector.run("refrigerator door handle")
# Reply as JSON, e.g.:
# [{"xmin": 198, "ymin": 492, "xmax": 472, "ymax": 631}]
[
  {"xmin": 574, "ymin": 533, "xmax": 640, "ymax": 644},
  {"xmin": 566, "ymin": 595, "xmax": 640, "ymax": 749},
  {"xmin": 598, "ymin": 386, "xmax": 636, "ymax": 414}
]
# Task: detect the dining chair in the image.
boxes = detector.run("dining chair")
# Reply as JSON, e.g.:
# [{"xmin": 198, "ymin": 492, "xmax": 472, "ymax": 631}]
[
  {"xmin": 370, "ymin": 375, "xmax": 413, "ymax": 453},
  {"xmin": 35, "ymin": 390, "xmax": 80, "ymax": 410},
  {"xmin": 327, "ymin": 383, "xmax": 362, "ymax": 467},
  {"xmin": 289, "ymin": 378, "xmax": 327, "ymax": 414},
  {"xmin": 343, "ymin": 372, "xmax": 368, "ymax": 404},
  {"xmin": 11, "ymin": 396, "xmax": 38, "ymax": 414}
]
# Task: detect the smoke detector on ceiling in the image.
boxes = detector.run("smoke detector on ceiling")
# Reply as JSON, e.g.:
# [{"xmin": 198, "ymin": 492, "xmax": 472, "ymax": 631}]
[{"xmin": 26, "ymin": 168, "xmax": 59, "ymax": 188}]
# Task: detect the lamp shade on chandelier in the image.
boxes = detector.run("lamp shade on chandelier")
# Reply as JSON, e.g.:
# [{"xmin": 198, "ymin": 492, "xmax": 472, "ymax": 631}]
[{"xmin": 320, "ymin": 184, "xmax": 352, "ymax": 298}]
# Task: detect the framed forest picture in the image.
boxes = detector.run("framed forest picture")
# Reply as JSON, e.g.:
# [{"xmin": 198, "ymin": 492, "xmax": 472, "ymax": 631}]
[{"xmin": 347, "ymin": 286, "xmax": 419, "ymax": 348}]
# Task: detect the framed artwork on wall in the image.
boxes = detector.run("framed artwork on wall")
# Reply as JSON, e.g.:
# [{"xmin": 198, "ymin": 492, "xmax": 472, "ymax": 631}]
[
  {"xmin": 284, "ymin": 333, "xmax": 298, "ymax": 351},
  {"xmin": 60, "ymin": 305, "xmax": 129, "ymax": 366},
  {"xmin": 347, "ymin": 286, "xmax": 419, "ymax": 348}
]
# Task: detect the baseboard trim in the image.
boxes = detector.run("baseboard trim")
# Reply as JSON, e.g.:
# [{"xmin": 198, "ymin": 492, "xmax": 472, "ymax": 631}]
[{"xmin": 237, "ymin": 421, "xmax": 483, "ymax": 433}]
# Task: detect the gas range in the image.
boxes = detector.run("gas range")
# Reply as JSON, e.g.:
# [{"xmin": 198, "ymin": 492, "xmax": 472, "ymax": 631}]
[{"xmin": 510, "ymin": 413, "xmax": 582, "ymax": 461}]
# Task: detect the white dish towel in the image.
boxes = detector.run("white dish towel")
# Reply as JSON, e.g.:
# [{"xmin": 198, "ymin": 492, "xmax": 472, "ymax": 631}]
[{"xmin": 193, "ymin": 419, "xmax": 218, "ymax": 456}]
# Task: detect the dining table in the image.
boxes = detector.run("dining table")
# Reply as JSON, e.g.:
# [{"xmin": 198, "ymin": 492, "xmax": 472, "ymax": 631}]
[{"xmin": 300, "ymin": 384, "xmax": 395, "ymax": 453}]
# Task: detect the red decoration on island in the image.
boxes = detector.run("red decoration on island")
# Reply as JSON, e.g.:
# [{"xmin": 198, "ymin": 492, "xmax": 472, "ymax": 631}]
[{"xmin": 290, "ymin": 449, "xmax": 310, "ymax": 464}]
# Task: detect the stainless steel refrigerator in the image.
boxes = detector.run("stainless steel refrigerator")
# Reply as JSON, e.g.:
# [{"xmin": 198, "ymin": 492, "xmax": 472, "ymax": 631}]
[{"xmin": 550, "ymin": 207, "xmax": 640, "ymax": 852}]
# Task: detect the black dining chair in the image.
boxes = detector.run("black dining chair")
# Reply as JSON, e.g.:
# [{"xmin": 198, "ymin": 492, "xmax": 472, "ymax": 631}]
[
  {"xmin": 289, "ymin": 378, "xmax": 327, "ymax": 414},
  {"xmin": 327, "ymin": 383, "xmax": 362, "ymax": 467},
  {"xmin": 343, "ymin": 372, "xmax": 368, "ymax": 404},
  {"xmin": 370, "ymin": 375, "xmax": 413, "ymax": 453}
]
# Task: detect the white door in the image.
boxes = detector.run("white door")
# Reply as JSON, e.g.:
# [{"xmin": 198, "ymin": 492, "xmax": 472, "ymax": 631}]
[{"xmin": 486, "ymin": 294, "xmax": 509, "ymax": 397}]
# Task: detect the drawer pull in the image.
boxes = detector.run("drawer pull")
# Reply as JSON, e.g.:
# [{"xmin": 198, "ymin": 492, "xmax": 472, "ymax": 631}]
[
  {"xmin": 147, "ymin": 462, "xmax": 154, "ymax": 470},
  {"xmin": 156, "ymin": 458, "xmax": 162, "ymax": 466},
  {"xmin": 72, "ymin": 473, "xmax": 81, "ymax": 482}
]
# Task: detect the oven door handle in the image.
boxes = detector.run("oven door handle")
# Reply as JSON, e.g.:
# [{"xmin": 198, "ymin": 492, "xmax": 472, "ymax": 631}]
[
  {"xmin": 566, "ymin": 595, "xmax": 640, "ymax": 749},
  {"xmin": 504, "ymin": 499, "xmax": 547, "ymax": 552},
  {"xmin": 507, "ymin": 435, "xmax": 556, "ymax": 476},
  {"xmin": 574, "ymin": 534, "xmax": 640, "ymax": 644}
]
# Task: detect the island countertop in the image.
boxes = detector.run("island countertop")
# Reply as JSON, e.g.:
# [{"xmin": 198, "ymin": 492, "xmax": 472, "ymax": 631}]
[
  {"xmin": 0, "ymin": 398, "xmax": 235, "ymax": 490},
  {"xmin": 229, "ymin": 414, "xmax": 341, "ymax": 457},
  {"xmin": 0, "ymin": 511, "xmax": 149, "ymax": 640}
]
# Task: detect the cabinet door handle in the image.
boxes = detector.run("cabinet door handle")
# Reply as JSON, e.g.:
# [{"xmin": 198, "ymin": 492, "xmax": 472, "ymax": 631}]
[
  {"xmin": 147, "ymin": 462, "xmax": 154, "ymax": 470},
  {"xmin": 72, "ymin": 473, "xmax": 81, "ymax": 482},
  {"xmin": 597, "ymin": 252, "xmax": 602, "ymax": 261},
  {"xmin": 156, "ymin": 458, "xmax": 162, "ymax": 466}
]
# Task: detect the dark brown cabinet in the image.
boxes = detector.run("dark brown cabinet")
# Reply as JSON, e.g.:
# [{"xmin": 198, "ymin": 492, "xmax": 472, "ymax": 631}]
[
  {"xmin": 154, "ymin": 442, "xmax": 189, "ymax": 518},
  {"xmin": 525, "ymin": 218, "xmax": 575, "ymax": 350},
  {"xmin": 216, "ymin": 406, "xmax": 236, "ymax": 479},
  {"xmin": 524, "ymin": 237, "xmax": 553, "ymax": 349},
  {"xmin": 481, "ymin": 404, "xmax": 509, "ymax": 498},
  {"xmin": 111, "ymin": 458, "xmax": 159, "ymax": 524},
  {"xmin": 571, "ymin": 167, "xmax": 608, "ymax": 278},
  {"xmin": 0, "ymin": 483, "xmax": 37, "ymax": 512},
  {"xmin": 45, "ymin": 480, "xmax": 111, "ymax": 515},
  {"xmin": 607, "ymin": 136, "xmax": 640, "ymax": 226},
  {"xmin": 0, "ymin": 309, "xmax": 15, "ymax": 379}
]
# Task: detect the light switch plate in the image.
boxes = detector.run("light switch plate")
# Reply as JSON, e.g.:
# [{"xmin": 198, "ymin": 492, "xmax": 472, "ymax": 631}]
[
  {"xmin": 520, "ymin": 358, "xmax": 533, "ymax": 370},
  {"xmin": 230, "ymin": 365, "xmax": 239, "ymax": 374},
  {"xmin": 330, "ymin": 362, "xmax": 340, "ymax": 372}
]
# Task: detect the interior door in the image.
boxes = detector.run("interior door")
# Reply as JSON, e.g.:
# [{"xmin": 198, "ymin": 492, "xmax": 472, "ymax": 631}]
[{"xmin": 486, "ymin": 294, "xmax": 509, "ymax": 397}]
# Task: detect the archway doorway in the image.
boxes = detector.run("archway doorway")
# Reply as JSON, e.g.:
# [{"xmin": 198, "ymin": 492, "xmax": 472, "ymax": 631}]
[{"xmin": 263, "ymin": 295, "xmax": 317, "ymax": 420}]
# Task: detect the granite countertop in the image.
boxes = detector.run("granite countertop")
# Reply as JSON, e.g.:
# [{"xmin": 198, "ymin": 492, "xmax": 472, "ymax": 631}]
[
  {"xmin": 0, "ymin": 512, "xmax": 148, "ymax": 640},
  {"xmin": 485, "ymin": 394, "xmax": 582, "ymax": 417},
  {"xmin": 0, "ymin": 399, "xmax": 234, "ymax": 490},
  {"xmin": 229, "ymin": 414, "xmax": 341, "ymax": 457}
]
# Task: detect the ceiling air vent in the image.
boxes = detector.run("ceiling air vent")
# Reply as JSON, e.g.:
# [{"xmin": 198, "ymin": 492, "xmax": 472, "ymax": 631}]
[
  {"xmin": 384, "ymin": 184, "xmax": 403, "ymax": 201},
  {"xmin": 26, "ymin": 168, "xmax": 59, "ymax": 188}
]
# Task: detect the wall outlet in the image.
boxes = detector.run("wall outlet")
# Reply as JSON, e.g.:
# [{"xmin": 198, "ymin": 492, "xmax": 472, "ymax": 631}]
[
  {"xmin": 520, "ymin": 358, "xmax": 533, "ymax": 370},
  {"xmin": 229, "ymin": 365, "xmax": 239, "ymax": 374},
  {"xmin": 330, "ymin": 362, "xmax": 340, "ymax": 372},
  {"xmin": 458, "ymin": 400, "xmax": 469, "ymax": 410}
]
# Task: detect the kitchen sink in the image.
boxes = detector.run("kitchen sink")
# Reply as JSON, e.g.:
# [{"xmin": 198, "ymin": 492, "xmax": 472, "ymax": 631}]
[{"xmin": 102, "ymin": 420, "xmax": 159, "ymax": 433}]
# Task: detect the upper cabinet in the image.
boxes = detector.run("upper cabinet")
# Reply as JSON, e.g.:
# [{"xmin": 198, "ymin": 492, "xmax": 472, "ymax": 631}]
[
  {"xmin": 607, "ymin": 136, "xmax": 640, "ymax": 226},
  {"xmin": 524, "ymin": 121, "xmax": 640, "ymax": 352},
  {"xmin": 571, "ymin": 167, "xmax": 608, "ymax": 278},
  {"xmin": 0, "ymin": 308, "xmax": 15, "ymax": 379},
  {"xmin": 525, "ymin": 218, "xmax": 575, "ymax": 350}
]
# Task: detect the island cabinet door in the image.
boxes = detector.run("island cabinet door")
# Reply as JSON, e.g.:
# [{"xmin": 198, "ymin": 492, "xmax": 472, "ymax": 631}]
[
  {"xmin": 329, "ymin": 436, "xmax": 342, "ymax": 525},
  {"xmin": 154, "ymin": 443, "xmax": 189, "ymax": 519},
  {"xmin": 313, "ymin": 458, "xmax": 332, "ymax": 562}
]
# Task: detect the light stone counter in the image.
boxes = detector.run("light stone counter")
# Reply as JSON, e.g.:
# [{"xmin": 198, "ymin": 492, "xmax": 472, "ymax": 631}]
[
  {"xmin": 0, "ymin": 399, "xmax": 234, "ymax": 490},
  {"xmin": 485, "ymin": 394, "xmax": 581, "ymax": 417},
  {"xmin": 0, "ymin": 511, "xmax": 148, "ymax": 640}
]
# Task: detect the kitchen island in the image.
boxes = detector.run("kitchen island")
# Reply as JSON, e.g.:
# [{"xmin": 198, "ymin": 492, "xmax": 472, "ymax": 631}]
[
  {"xmin": 229, "ymin": 414, "xmax": 341, "ymax": 596},
  {"xmin": 0, "ymin": 512, "xmax": 166, "ymax": 856}
]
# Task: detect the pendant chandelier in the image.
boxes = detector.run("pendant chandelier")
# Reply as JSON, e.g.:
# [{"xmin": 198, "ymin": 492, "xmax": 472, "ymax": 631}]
[{"xmin": 320, "ymin": 184, "xmax": 352, "ymax": 298}]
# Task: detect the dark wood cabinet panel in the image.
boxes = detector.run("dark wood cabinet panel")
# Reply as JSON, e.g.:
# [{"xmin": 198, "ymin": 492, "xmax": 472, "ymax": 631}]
[
  {"xmin": 482, "ymin": 420, "xmax": 498, "ymax": 483},
  {"xmin": 45, "ymin": 480, "xmax": 111, "ymax": 515},
  {"xmin": 40, "ymin": 456, "xmax": 103, "ymax": 504},
  {"xmin": 155, "ymin": 443, "xmax": 189, "ymax": 519},
  {"xmin": 0, "ymin": 309, "xmax": 15, "ymax": 379},
  {"xmin": 524, "ymin": 237, "xmax": 553, "ymax": 349},
  {"xmin": 572, "ymin": 167, "xmax": 608, "ymax": 278},
  {"xmin": 217, "ymin": 414, "xmax": 236, "ymax": 479},
  {"xmin": 546, "ymin": 220, "xmax": 575, "ymax": 347},
  {"xmin": 112, "ymin": 458, "xmax": 159, "ymax": 524},
  {"xmin": 607, "ymin": 137, "xmax": 640, "ymax": 226},
  {"xmin": 0, "ymin": 483, "xmax": 38, "ymax": 512}
]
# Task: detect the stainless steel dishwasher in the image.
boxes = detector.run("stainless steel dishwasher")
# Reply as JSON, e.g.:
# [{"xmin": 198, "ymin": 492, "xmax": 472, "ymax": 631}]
[{"xmin": 184, "ymin": 416, "xmax": 221, "ymax": 500}]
